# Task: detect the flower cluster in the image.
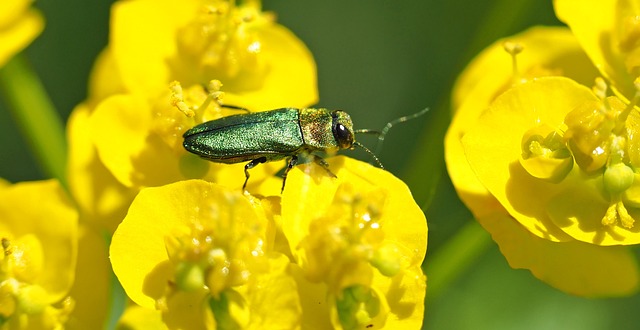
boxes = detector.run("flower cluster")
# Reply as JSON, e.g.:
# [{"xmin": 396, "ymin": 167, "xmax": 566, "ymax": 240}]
[
  {"xmin": 0, "ymin": 3, "xmax": 98, "ymax": 328},
  {"xmin": 0, "ymin": 0, "xmax": 43, "ymax": 68},
  {"xmin": 0, "ymin": 180, "xmax": 77, "ymax": 329},
  {"xmin": 446, "ymin": 0, "xmax": 640, "ymax": 296},
  {"xmin": 111, "ymin": 157, "xmax": 427, "ymax": 329},
  {"xmin": 67, "ymin": 0, "xmax": 319, "ymax": 233},
  {"xmin": 0, "ymin": 0, "xmax": 428, "ymax": 328},
  {"xmin": 78, "ymin": 0, "xmax": 427, "ymax": 327},
  {"xmin": 96, "ymin": 1, "xmax": 429, "ymax": 325}
]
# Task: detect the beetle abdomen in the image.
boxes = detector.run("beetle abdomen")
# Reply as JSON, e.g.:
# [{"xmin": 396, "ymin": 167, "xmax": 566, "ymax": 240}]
[{"xmin": 183, "ymin": 108, "xmax": 304, "ymax": 163}]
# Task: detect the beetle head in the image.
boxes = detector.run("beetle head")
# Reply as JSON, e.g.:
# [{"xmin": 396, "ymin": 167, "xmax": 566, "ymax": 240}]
[{"xmin": 331, "ymin": 110, "xmax": 355, "ymax": 149}]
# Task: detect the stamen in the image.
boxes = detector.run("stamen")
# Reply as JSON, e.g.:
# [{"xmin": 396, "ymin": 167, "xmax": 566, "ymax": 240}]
[
  {"xmin": 169, "ymin": 80, "xmax": 225, "ymax": 119},
  {"xmin": 603, "ymin": 202, "xmax": 618, "ymax": 226},
  {"xmin": 618, "ymin": 201, "xmax": 635, "ymax": 228},
  {"xmin": 503, "ymin": 41, "xmax": 524, "ymax": 84},
  {"xmin": 611, "ymin": 77, "xmax": 640, "ymax": 135},
  {"xmin": 197, "ymin": 80, "xmax": 225, "ymax": 113},
  {"xmin": 169, "ymin": 81, "xmax": 194, "ymax": 117},
  {"xmin": 592, "ymin": 77, "xmax": 608, "ymax": 100}
]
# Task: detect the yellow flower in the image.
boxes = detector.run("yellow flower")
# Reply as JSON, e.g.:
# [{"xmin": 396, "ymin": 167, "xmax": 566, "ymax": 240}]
[
  {"xmin": 111, "ymin": 157, "xmax": 427, "ymax": 329},
  {"xmin": 110, "ymin": 180, "xmax": 301, "ymax": 329},
  {"xmin": 65, "ymin": 224, "xmax": 110, "ymax": 329},
  {"xmin": 116, "ymin": 305, "xmax": 166, "ymax": 330},
  {"xmin": 280, "ymin": 156, "xmax": 427, "ymax": 329},
  {"xmin": 0, "ymin": 0, "xmax": 44, "ymax": 67},
  {"xmin": 0, "ymin": 180, "xmax": 78, "ymax": 328},
  {"xmin": 446, "ymin": 24, "xmax": 640, "ymax": 296},
  {"xmin": 67, "ymin": 0, "xmax": 318, "ymax": 230},
  {"xmin": 66, "ymin": 103, "xmax": 139, "ymax": 233},
  {"xmin": 447, "ymin": 26, "xmax": 599, "ymax": 217},
  {"xmin": 554, "ymin": 0, "xmax": 640, "ymax": 99},
  {"xmin": 108, "ymin": 0, "xmax": 317, "ymax": 107}
]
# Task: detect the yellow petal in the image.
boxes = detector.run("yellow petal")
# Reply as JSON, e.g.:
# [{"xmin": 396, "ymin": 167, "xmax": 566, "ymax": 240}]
[
  {"xmin": 445, "ymin": 102, "xmax": 504, "ymax": 218},
  {"xmin": 226, "ymin": 24, "xmax": 318, "ymax": 110},
  {"xmin": 161, "ymin": 290, "xmax": 210, "ymax": 330},
  {"xmin": 289, "ymin": 264, "xmax": 332, "ymax": 330},
  {"xmin": 66, "ymin": 224, "xmax": 110, "ymax": 329},
  {"xmin": 547, "ymin": 184, "xmax": 640, "ymax": 245},
  {"xmin": 281, "ymin": 156, "xmax": 427, "ymax": 267},
  {"xmin": 0, "ymin": 0, "xmax": 31, "ymax": 25},
  {"xmin": 110, "ymin": 180, "xmax": 268, "ymax": 308},
  {"xmin": 116, "ymin": 305, "xmax": 167, "ymax": 330},
  {"xmin": 554, "ymin": 0, "xmax": 636, "ymax": 97},
  {"xmin": 87, "ymin": 48, "xmax": 127, "ymax": 104},
  {"xmin": 0, "ymin": 180, "xmax": 78, "ymax": 302},
  {"xmin": 110, "ymin": 0, "xmax": 317, "ymax": 109},
  {"xmin": 478, "ymin": 210, "xmax": 639, "ymax": 296},
  {"xmin": 110, "ymin": 0, "xmax": 198, "ymax": 94},
  {"xmin": 462, "ymin": 77, "xmax": 598, "ymax": 241},
  {"xmin": 88, "ymin": 93, "xmax": 279, "ymax": 191},
  {"xmin": 66, "ymin": 103, "xmax": 137, "ymax": 232},
  {"xmin": 243, "ymin": 254, "xmax": 302, "ymax": 329},
  {"xmin": 451, "ymin": 26, "xmax": 597, "ymax": 111},
  {"xmin": 280, "ymin": 156, "xmax": 427, "ymax": 327},
  {"xmin": 373, "ymin": 265, "xmax": 426, "ymax": 328},
  {"xmin": 0, "ymin": 8, "xmax": 44, "ymax": 68},
  {"xmin": 89, "ymin": 94, "xmax": 180, "ymax": 188},
  {"xmin": 447, "ymin": 26, "xmax": 597, "ymax": 219}
]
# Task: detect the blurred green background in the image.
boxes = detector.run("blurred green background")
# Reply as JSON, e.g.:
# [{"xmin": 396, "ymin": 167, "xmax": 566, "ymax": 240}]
[{"xmin": 3, "ymin": 0, "xmax": 640, "ymax": 329}]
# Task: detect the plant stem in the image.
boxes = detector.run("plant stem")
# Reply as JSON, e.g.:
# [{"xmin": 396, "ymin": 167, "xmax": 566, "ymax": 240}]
[{"xmin": 0, "ymin": 55, "xmax": 67, "ymax": 186}]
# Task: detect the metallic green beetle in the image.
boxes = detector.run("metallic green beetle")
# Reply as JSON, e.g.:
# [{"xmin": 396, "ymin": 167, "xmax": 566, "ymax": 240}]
[{"xmin": 182, "ymin": 107, "xmax": 379, "ymax": 192}]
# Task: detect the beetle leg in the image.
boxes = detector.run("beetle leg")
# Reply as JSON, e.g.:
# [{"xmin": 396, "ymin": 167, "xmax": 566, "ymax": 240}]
[
  {"xmin": 313, "ymin": 155, "xmax": 337, "ymax": 178},
  {"xmin": 281, "ymin": 156, "xmax": 299, "ymax": 193},
  {"xmin": 243, "ymin": 157, "xmax": 267, "ymax": 191}
]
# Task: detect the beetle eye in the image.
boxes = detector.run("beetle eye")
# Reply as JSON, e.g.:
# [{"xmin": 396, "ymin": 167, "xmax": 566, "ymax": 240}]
[{"xmin": 333, "ymin": 123, "xmax": 353, "ymax": 148}]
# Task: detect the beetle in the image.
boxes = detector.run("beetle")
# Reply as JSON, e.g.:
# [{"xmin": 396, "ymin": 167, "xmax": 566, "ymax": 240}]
[{"xmin": 183, "ymin": 107, "xmax": 428, "ymax": 192}]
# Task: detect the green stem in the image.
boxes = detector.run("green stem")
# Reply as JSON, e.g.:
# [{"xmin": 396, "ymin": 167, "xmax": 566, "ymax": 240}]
[
  {"xmin": 0, "ymin": 55, "xmax": 67, "ymax": 186},
  {"xmin": 423, "ymin": 220, "xmax": 492, "ymax": 300}
]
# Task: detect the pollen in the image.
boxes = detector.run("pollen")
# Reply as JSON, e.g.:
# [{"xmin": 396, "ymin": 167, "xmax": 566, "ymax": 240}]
[
  {"xmin": 0, "ymin": 236, "xmax": 73, "ymax": 325},
  {"xmin": 563, "ymin": 97, "xmax": 619, "ymax": 173},
  {"xmin": 519, "ymin": 126, "xmax": 573, "ymax": 182},
  {"xmin": 172, "ymin": 0, "xmax": 271, "ymax": 87},
  {"xmin": 163, "ymin": 189, "xmax": 267, "ymax": 298},
  {"xmin": 299, "ymin": 183, "xmax": 401, "ymax": 293},
  {"xmin": 555, "ymin": 78, "xmax": 640, "ymax": 229},
  {"xmin": 170, "ymin": 81, "xmax": 195, "ymax": 118},
  {"xmin": 162, "ymin": 79, "xmax": 227, "ymax": 153}
]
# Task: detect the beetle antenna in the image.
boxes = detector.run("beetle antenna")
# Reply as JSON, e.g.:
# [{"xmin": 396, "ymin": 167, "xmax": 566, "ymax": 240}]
[
  {"xmin": 353, "ymin": 128, "xmax": 382, "ymax": 135},
  {"xmin": 375, "ymin": 107, "xmax": 430, "ymax": 154},
  {"xmin": 353, "ymin": 142, "xmax": 384, "ymax": 169},
  {"xmin": 352, "ymin": 107, "xmax": 429, "ymax": 167}
]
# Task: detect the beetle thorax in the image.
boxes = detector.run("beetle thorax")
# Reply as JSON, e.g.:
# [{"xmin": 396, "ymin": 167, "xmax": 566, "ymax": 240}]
[{"xmin": 299, "ymin": 108, "xmax": 352, "ymax": 152}]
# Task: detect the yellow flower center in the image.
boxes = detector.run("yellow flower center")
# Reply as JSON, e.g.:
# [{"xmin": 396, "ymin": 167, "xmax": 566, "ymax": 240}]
[
  {"xmin": 159, "ymin": 80, "xmax": 226, "ymax": 153},
  {"xmin": 160, "ymin": 189, "xmax": 266, "ymax": 326},
  {"xmin": 519, "ymin": 125, "xmax": 573, "ymax": 183},
  {"xmin": 519, "ymin": 77, "xmax": 640, "ymax": 228},
  {"xmin": 165, "ymin": 80, "xmax": 236, "ymax": 178},
  {"xmin": 299, "ymin": 183, "xmax": 399, "ymax": 328},
  {"xmin": 0, "ymin": 236, "xmax": 73, "ymax": 326},
  {"xmin": 170, "ymin": 0, "xmax": 271, "ymax": 90},
  {"xmin": 164, "ymin": 216, "xmax": 265, "ymax": 297},
  {"xmin": 335, "ymin": 285, "xmax": 387, "ymax": 330}
]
